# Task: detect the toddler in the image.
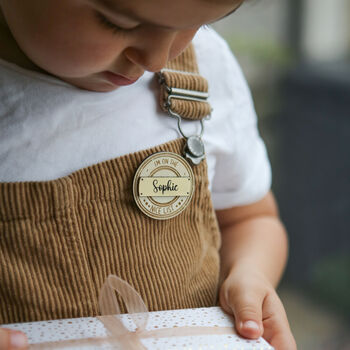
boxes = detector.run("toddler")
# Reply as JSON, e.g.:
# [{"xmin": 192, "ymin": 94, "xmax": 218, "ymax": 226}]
[{"xmin": 0, "ymin": 0, "xmax": 297, "ymax": 349}]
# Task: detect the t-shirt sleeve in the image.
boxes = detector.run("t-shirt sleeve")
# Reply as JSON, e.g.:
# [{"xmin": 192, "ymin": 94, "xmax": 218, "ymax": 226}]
[{"xmin": 196, "ymin": 29, "xmax": 272, "ymax": 210}]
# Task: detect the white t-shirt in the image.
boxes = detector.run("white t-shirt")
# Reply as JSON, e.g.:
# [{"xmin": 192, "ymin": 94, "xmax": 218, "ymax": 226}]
[{"xmin": 0, "ymin": 28, "xmax": 271, "ymax": 210}]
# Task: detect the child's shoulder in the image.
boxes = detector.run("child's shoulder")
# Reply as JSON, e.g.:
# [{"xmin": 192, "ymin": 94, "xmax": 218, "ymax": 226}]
[
  {"xmin": 193, "ymin": 27, "xmax": 241, "ymax": 73},
  {"xmin": 193, "ymin": 27, "xmax": 248, "ymax": 84},
  {"xmin": 192, "ymin": 27, "xmax": 253, "ymax": 113},
  {"xmin": 193, "ymin": 26, "xmax": 233, "ymax": 57}
]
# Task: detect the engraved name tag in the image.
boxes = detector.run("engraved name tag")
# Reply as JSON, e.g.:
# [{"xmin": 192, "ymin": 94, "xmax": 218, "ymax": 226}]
[
  {"xmin": 138, "ymin": 177, "xmax": 191, "ymax": 197},
  {"xmin": 133, "ymin": 152, "xmax": 195, "ymax": 220}
]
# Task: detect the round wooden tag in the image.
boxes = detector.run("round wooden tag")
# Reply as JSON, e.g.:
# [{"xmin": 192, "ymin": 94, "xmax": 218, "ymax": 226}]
[{"xmin": 133, "ymin": 152, "xmax": 194, "ymax": 220}]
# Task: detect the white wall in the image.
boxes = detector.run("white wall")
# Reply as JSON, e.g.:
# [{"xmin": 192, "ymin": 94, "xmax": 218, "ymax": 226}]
[
  {"xmin": 301, "ymin": 0, "xmax": 350, "ymax": 62},
  {"xmin": 212, "ymin": 0, "xmax": 290, "ymax": 85},
  {"xmin": 214, "ymin": 0, "xmax": 350, "ymax": 63}
]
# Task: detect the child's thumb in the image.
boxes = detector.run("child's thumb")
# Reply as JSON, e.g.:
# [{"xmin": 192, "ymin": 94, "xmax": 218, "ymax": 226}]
[
  {"xmin": 0, "ymin": 328, "xmax": 28, "ymax": 350},
  {"xmin": 229, "ymin": 296, "xmax": 264, "ymax": 339}
]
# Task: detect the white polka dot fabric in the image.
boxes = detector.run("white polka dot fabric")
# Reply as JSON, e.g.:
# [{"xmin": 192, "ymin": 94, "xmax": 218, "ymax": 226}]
[{"xmin": 4, "ymin": 307, "xmax": 274, "ymax": 350}]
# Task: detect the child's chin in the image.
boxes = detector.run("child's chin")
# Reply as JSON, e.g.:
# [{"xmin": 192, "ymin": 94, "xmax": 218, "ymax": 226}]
[{"xmin": 75, "ymin": 81, "xmax": 121, "ymax": 93}]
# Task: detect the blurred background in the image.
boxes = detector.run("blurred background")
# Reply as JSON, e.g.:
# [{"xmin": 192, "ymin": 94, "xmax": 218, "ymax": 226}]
[{"xmin": 213, "ymin": 0, "xmax": 350, "ymax": 349}]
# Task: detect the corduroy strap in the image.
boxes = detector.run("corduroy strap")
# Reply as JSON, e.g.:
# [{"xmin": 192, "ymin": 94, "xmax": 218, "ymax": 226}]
[{"xmin": 158, "ymin": 44, "xmax": 211, "ymax": 121}]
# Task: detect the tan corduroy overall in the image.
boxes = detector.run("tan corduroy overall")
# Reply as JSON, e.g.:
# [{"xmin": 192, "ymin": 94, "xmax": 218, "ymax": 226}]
[{"xmin": 0, "ymin": 46, "xmax": 221, "ymax": 324}]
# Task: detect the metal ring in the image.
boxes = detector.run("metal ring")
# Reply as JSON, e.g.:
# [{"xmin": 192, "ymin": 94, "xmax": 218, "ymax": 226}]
[{"xmin": 167, "ymin": 108, "xmax": 205, "ymax": 139}]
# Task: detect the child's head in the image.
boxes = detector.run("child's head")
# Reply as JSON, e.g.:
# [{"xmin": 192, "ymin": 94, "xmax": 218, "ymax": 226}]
[{"xmin": 0, "ymin": 0, "xmax": 241, "ymax": 92}]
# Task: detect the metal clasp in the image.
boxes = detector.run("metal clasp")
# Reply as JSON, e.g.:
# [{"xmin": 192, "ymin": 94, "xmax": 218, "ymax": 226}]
[
  {"xmin": 158, "ymin": 72, "xmax": 210, "ymax": 108},
  {"xmin": 166, "ymin": 87, "xmax": 209, "ymax": 106},
  {"xmin": 158, "ymin": 72, "xmax": 211, "ymax": 165}
]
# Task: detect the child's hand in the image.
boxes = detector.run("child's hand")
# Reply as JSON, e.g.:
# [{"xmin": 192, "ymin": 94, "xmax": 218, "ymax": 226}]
[
  {"xmin": 219, "ymin": 266, "xmax": 297, "ymax": 350},
  {"xmin": 0, "ymin": 328, "xmax": 28, "ymax": 350}
]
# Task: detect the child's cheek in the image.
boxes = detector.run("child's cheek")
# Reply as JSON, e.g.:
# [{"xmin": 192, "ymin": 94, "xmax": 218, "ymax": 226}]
[
  {"xmin": 42, "ymin": 22, "xmax": 125, "ymax": 77},
  {"xmin": 169, "ymin": 29, "xmax": 198, "ymax": 61},
  {"xmin": 42, "ymin": 28, "xmax": 125, "ymax": 78},
  {"xmin": 7, "ymin": 2, "xmax": 125, "ymax": 77}
]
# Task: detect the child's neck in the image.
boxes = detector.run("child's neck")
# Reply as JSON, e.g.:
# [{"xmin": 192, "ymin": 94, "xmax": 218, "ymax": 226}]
[{"xmin": 0, "ymin": 8, "xmax": 44, "ymax": 73}]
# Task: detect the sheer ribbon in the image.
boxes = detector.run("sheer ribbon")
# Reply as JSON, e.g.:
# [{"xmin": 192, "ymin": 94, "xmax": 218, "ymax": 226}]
[{"xmin": 30, "ymin": 275, "xmax": 236, "ymax": 349}]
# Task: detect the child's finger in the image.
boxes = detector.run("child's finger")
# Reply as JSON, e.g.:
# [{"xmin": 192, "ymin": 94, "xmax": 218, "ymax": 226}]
[
  {"xmin": 262, "ymin": 292, "xmax": 297, "ymax": 350},
  {"xmin": 266, "ymin": 330, "xmax": 297, "ymax": 350},
  {"xmin": 0, "ymin": 328, "xmax": 28, "ymax": 350},
  {"xmin": 220, "ymin": 287, "xmax": 264, "ymax": 339}
]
